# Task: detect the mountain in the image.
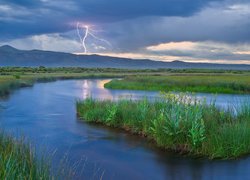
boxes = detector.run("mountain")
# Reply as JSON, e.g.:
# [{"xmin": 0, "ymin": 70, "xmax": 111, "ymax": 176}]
[{"xmin": 0, "ymin": 45, "xmax": 249, "ymax": 70}]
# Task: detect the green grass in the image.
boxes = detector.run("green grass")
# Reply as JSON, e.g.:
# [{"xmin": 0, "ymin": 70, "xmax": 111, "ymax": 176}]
[
  {"xmin": 0, "ymin": 132, "xmax": 52, "ymax": 179},
  {"xmin": 104, "ymin": 74, "xmax": 250, "ymax": 94},
  {"xmin": 77, "ymin": 93, "xmax": 250, "ymax": 159}
]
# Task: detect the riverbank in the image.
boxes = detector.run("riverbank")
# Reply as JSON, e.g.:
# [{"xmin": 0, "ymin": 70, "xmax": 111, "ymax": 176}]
[
  {"xmin": 77, "ymin": 93, "xmax": 250, "ymax": 159},
  {"xmin": 0, "ymin": 72, "xmax": 124, "ymax": 97},
  {"xmin": 104, "ymin": 74, "xmax": 250, "ymax": 94}
]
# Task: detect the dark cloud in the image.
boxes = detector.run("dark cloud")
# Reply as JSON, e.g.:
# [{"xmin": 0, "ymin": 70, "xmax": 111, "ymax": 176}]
[
  {"xmin": 1, "ymin": 0, "xmax": 41, "ymax": 7},
  {"xmin": 75, "ymin": 0, "xmax": 219, "ymax": 21},
  {"xmin": 0, "ymin": 0, "xmax": 221, "ymax": 39},
  {"xmin": 101, "ymin": 4, "xmax": 250, "ymax": 52}
]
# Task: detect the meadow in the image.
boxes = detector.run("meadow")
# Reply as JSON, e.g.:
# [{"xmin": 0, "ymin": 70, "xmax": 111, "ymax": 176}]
[
  {"xmin": 2, "ymin": 67, "xmax": 249, "ymax": 96},
  {"xmin": 77, "ymin": 93, "xmax": 250, "ymax": 159},
  {"xmin": 105, "ymin": 73, "xmax": 250, "ymax": 94}
]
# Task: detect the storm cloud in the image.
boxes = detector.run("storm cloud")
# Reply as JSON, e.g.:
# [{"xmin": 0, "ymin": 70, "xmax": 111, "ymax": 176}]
[
  {"xmin": 0, "ymin": 0, "xmax": 250, "ymax": 63},
  {"xmin": 0, "ymin": 0, "xmax": 224, "ymax": 39}
]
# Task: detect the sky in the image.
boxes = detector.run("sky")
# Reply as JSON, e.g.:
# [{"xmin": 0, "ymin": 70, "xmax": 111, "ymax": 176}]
[{"xmin": 1, "ymin": 0, "xmax": 250, "ymax": 64}]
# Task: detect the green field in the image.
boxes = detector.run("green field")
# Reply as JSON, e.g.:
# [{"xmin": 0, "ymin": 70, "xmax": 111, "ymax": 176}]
[
  {"xmin": 77, "ymin": 93, "xmax": 250, "ymax": 159},
  {"xmin": 5, "ymin": 67, "xmax": 246, "ymax": 98},
  {"xmin": 105, "ymin": 73, "xmax": 250, "ymax": 94}
]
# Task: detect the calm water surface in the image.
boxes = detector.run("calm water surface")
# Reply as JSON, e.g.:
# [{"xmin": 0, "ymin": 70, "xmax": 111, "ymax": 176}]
[{"xmin": 0, "ymin": 79, "xmax": 249, "ymax": 180}]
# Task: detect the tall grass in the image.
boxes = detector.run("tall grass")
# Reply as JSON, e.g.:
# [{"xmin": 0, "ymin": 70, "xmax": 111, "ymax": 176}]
[
  {"xmin": 0, "ymin": 131, "xmax": 79, "ymax": 179},
  {"xmin": 0, "ymin": 132, "xmax": 51, "ymax": 179},
  {"xmin": 77, "ymin": 93, "xmax": 250, "ymax": 159}
]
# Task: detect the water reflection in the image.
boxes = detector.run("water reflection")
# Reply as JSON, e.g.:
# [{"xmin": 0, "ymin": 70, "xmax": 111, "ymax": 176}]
[
  {"xmin": 81, "ymin": 80, "xmax": 91, "ymax": 99},
  {"xmin": 78, "ymin": 79, "xmax": 114, "ymax": 100},
  {"xmin": 97, "ymin": 79, "xmax": 111, "ymax": 89}
]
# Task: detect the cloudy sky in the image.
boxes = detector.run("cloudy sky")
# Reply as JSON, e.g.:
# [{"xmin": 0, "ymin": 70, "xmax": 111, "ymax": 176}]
[{"xmin": 1, "ymin": 0, "xmax": 250, "ymax": 64}]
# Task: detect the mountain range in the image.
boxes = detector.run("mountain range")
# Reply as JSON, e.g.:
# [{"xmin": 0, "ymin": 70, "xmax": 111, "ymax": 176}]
[{"xmin": 0, "ymin": 45, "xmax": 249, "ymax": 70}]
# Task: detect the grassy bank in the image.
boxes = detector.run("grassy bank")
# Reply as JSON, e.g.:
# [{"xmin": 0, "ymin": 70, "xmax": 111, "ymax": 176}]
[
  {"xmin": 0, "ymin": 132, "xmax": 52, "ymax": 179},
  {"xmin": 0, "ymin": 72, "xmax": 123, "ymax": 97},
  {"xmin": 77, "ymin": 93, "xmax": 250, "ymax": 159},
  {"xmin": 104, "ymin": 74, "xmax": 250, "ymax": 94}
]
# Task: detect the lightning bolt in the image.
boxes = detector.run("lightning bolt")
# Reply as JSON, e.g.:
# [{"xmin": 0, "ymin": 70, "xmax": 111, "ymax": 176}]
[
  {"xmin": 77, "ymin": 22, "xmax": 88, "ymax": 54},
  {"xmin": 76, "ymin": 22, "xmax": 111, "ymax": 54},
  {"xmin": 88, "ymin": 31, "xmax": 112, "ymax": 47}
]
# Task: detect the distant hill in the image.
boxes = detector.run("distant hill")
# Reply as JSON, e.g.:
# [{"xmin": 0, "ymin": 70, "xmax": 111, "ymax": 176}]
[{"xmin": 0, "ymin": 45, "xmax": 249, "ymax": 70}]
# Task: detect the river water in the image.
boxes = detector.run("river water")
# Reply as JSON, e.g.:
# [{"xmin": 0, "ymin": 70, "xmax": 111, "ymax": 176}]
[{"xmin": 0, "ymin": 79, "xmax": 249, "ymax": 180}]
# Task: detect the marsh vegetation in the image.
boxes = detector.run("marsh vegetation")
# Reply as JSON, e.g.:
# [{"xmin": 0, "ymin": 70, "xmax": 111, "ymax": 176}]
[
  {"xmin": 105, "ymin": 74, "xmax": 250, "ymax": 94},
  {"xmin": 1, "ymin": 67, "xmax": 249, "ymax": 97},
  {"xmin": 77, "ymin": 93, "xmax": 250, "ymax": 159}
]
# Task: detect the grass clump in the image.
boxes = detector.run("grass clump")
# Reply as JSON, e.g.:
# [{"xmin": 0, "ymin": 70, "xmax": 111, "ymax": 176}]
[
  {"xmin": 77, "ymin": 93, "xmax": 250, "ymax": 159},
  {"xmin": 0, "ymin": 132, "xmax": 51, "ymax": 179}
]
